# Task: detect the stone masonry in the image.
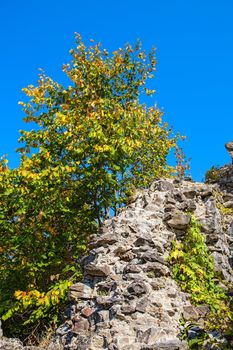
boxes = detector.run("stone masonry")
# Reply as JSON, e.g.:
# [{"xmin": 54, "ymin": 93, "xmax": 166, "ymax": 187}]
[
  {"xmin": 46, "ymin": 175, "xmax": 233, "ymax": 350},
  {"xmin": 1, "ymin": 166, "xmax": 233, "ymax": 349}
]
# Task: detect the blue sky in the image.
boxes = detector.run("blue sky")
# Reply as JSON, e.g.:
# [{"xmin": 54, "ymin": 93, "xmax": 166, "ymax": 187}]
[{"xmin": 0, "ymin": 0, "xmax": 232, "ymax": 181}]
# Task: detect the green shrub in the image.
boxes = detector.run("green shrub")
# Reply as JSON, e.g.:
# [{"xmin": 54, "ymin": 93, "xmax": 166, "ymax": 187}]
[
  {"xmin": 169, "ymin": 216, "xmax": 232, "ymax": 334},
  {"xmin": 205, "ymin": 165, "xmax": 220, "ymax": 183}
]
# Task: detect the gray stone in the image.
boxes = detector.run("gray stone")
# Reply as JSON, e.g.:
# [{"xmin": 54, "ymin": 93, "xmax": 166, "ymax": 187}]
[
  {"xmin": 69, "ymin": 282, "xmax": 93, "ymax": 300},
  {"xmin": 85, "ymin": 263, "xmax": 111, "ymax": 277},
  {"xmin": 179, "ymin": 200, "xmax": 196, "ymax": 212},
  {"xmin": 164, "ymin": 204, "xmax": 175, "ymax": 212},
  {"xmin": 0, "ymin": 321, "xmax": 2, "ymax": 339},
  {"xmin": 127, "ymin": 281, "xmax": 148, "ymax": 296},
  {"xmin": 157, "ymin": 180, "xmax": 174, "ymax": 192},
  {"xmin": 71, "ymin": 316, "xmax": 89, "ymax": 334},
  {"xmin": 222, "ymin": 193, "xmax": 233, "ymax": 202},
  {"xmin": 196, "ymin": 305, "xmax": 209, "ymax": 317},
  {"xmin": 182, "ymin": 305, "xmax": 199, "ymax": 321},
  {"xmin": 24, "ymin": 347, "xmax": 45, "ymax": 350},
  {"xmin": 144, "ymin": 262, "xmax": 170, "ymax": 277},
  {"xmin": 121, "ymin": 304, "xmax": 136, "ymax": 314},
  {"xmin": 182, "ymin": 188, "xmax": 197, "ymax": 199},
  {"xmin": 172, "ymin": 191, "xmax": 186, "ymax": 202},
  {"xmin": 163, "ymin": 212, "xmax": 172, "ymax": 222},
  {"xmin": 167, "ymin": 213, "xmax": 191, "ymax": 230},
  {"xmin": 0, "ymin": 338, "xmax": 23, "ymax": 350},
  {"xmin": 96, "ymin": 296, "xmax": 117, "ymax": 307},
  {"xmin": 94, "ymin": 310, "xmax": 110, "ymax": 324},
  {"xmin": 200, "ymin": 189, "xmax": 213, "ymax": 198},
  {"xmin": 165, "ymin": 196, "xmax": 176, "ymax": 205},
  {"xmin": 136, "ymin": 297, "xmax": 148, "ymax": 313},
  {"xmin": 96, "ymin": 278, "xmax": 117, "ymax": 292},
  {"xmin": 114, "ymin": 246, "xmax": 135, "ymax": 261},
  {"xmin": 123, "ymin": 264, "xmax": 142, "ymax": 274},
  {"xmin": 134, "ymin": 234, "xmax": 157, "ymax": 247},
  {"xmin": 227, "ymin": 221, "xmax": 233, "ymax": 236},
  {"xmin": 139, "ymin": 252, "xmax": 165, "ymax": 264},
  {"xmin": 47, "ymin": 339, "xmax": 64, "ymax": 350},
  {"xmin": 144, "ymin": 338, "xmax": 187, "ymax": 349},
  {"xmin": 55, "ymin": 322, "xmax": 71, "ymax": 336},
  {"xmin": 90, "ymin": 234, "xmax": 118, "ymax": 248},
  {"xmin": 114, "ymin": 245, "xmax": 131, "ymax": 256},
  {"xmin": 136, "ymin": 328, "xmax": 152, "ymax": 343},
  {"xmin": 223, "ymin": 201, "xmax": 233, "ymax": 208},
  {"xmin": 225, "ymin": 141, "xmax": 233, "ymax": 163}
]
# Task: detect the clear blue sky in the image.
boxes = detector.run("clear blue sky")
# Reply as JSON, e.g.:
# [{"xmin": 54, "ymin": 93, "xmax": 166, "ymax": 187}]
[{"xmin": 0, "ymin": 0, "xmax": 232, "ymax": 181}]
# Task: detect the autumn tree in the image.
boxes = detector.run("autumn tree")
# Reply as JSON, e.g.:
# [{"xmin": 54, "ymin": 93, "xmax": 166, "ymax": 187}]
[{"xmin": 0, "ymin": 34, "xmax": 182, "ymax": 343}]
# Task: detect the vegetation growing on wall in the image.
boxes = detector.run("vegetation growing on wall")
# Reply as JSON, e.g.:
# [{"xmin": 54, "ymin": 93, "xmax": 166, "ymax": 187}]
[
  {"xmin": 169, "ymin": 216, "xmax": 232, "ymax": 346},
  {"xmin": 0, "ymin": 34, "xmax": 183, "ymax": 343},
  {"xmin": 205, "ymin": 165, "xmax": 221, "ymax": 183},
  {"xmin": 212, "ymin": 190, "xmax": 233, "ymax": 216}
]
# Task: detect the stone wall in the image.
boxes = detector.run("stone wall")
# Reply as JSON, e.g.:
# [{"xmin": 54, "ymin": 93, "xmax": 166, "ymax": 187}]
[
  {"xmin": 206, "ymin": 164, "xmax": 233, "ymax": 194},
  {"xmin": 1, "ymin": 166, "xmax": 232, "ymax": 350},
  {"xmin": 46, "ymin": 176, "xmax": 233, "ymax": 350},
  {"xmin": 216, "ymin": 165, "xmax": 233, "ymax": 193}
]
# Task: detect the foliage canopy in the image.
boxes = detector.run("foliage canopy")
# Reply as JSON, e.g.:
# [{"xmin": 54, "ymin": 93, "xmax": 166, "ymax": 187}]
[{"xmin": 0, "ymin": 34, "xmax": 182, "ymax": 343}]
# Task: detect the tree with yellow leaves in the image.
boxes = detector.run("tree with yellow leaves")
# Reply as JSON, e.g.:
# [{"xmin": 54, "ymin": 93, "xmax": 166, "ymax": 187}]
[{"xmin": 0, "ymin": 34, "xmax": 182, "ymax": 343}]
